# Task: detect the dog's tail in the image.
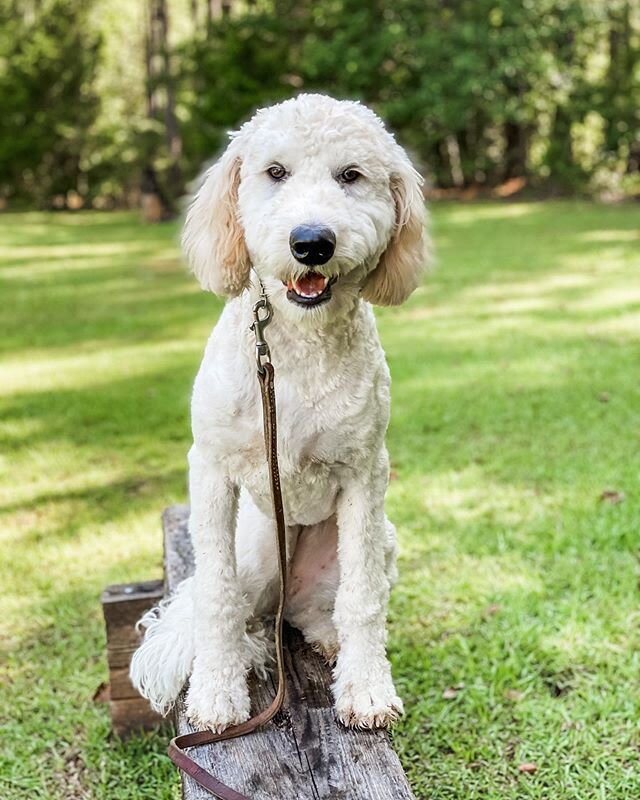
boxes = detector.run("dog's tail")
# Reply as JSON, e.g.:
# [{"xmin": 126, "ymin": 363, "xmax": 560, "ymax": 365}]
[{"xmin": 129, "ymin": 577, "xmax": 195, "ymax": 715}]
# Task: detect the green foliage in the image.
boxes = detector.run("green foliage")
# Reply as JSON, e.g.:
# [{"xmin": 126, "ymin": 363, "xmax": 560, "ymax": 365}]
[
  {"xmin": 0, "ymin": 0, "xmax": 101, "ymax": 206},
  {"xmin": 0, "ymin": 0, "xmax": 638, "ymax": 204},
  {"xmin": 177, "ymin": 0, "xmax": 640, "ymax": 196},
  {"xmin": 179, "ymin": 9, "xmax": 296, "ymax": 164}
]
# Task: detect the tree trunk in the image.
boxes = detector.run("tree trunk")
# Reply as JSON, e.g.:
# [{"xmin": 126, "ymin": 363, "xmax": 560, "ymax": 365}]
[
  {"xmin": 604, "ymin": 1, "xmax": 635, "ymax": 156},
  {"xmin": 144, "ymin": 0, "xmax": 183, "ymax": 217},
  {"xmin": 207, "ymin": 0, "xmax": 221, "ymax": 26},
  {"xmin": 445, "ymin": 134, "xmax": 464, "ymax": 188},
  {"xmin": 545, "ymin": 104, "xmax": 579, "ymax": 192},
  {"xmin": 503, "ymin": 122, "xmax": 528, "ymax": 181}
]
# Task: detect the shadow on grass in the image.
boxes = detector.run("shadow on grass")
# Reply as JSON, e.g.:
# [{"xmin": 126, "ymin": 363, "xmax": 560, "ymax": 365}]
[
  {"xmin": 0, "ymin": 210, "xmax": 224, "ymax": 356},
  {"xmin": 400, "ymin": 200, "xmax": 640, "ymax": 311},
  {"xmin": 1, "ymin": 206, "xmax": 639, "ymax": 800}
]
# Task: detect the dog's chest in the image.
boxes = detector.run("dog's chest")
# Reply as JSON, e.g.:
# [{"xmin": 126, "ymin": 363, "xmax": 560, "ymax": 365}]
[
  {"xmin": 223, "ymin": 377, "xmax": 376, "ymax": 525},
  {"xmin": 193, "ymin": 303, "xmax": 390, "ymax": 526}
]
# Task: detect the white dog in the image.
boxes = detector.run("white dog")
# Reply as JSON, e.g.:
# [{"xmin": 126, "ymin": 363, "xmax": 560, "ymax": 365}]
[{"xmin": 130, "ymin": 93, "xmax": 429, "ymax": 732}]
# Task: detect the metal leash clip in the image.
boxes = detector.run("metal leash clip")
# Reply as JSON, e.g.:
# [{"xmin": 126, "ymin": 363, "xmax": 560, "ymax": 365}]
[{"xmin": 250, "ymin": 295, "xmax": 272, "ymax": 373}]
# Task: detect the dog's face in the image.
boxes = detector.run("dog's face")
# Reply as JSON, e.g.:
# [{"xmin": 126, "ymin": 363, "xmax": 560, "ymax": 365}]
[{"xmin": 183, "ymin": 94, "xmax": 428, "ymax": 322}]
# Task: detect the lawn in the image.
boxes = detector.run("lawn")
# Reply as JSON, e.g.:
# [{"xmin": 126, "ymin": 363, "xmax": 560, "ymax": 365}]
[{"xmin": 0, "ymin": 202, "xmax": 638, "ymax": 800}]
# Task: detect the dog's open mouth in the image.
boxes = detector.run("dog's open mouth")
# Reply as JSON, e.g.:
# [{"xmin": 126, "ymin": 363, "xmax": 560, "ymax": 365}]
[{"xmin": 284, "ymin": 272, "xmax": 335, "ymax": 307}]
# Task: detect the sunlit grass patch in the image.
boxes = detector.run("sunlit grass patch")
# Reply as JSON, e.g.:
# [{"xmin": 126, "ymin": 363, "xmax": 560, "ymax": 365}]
[{"xmin": 1, "ymin": 203, "xmax": 639, "ymax": 799}]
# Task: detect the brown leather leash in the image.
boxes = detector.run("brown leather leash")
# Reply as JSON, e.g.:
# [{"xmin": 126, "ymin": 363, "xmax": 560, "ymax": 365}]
[{"xmin": 168, "ymin": 292, "xmax": 288, "ymax": 799}]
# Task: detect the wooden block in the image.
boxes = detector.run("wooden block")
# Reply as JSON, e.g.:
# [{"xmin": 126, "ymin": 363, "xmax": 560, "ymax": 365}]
[
  {"xmin": 111, "ymin": 697, "xmax": 167, "ymax": 738},
  {"xmin": 102, "ymin": 578, "xmax": 165, "ymax": 736},
  {"xmin": 102, "ymin": 580, "xmax": 165, "ymax": 659},
  {"xmin": 163, "ymin": 504, "xmax": 416, "ymax": 800},
  {"xmin": 108, "ymin": 666, "xmax": 144, "ymax": 700}
]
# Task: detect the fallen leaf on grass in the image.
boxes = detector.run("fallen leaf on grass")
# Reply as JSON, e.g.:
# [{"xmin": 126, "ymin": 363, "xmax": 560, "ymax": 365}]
[
  {"xmin": 504, "ymin": 689, "xmax": 524, "ymax": 702},
  {"xmin": 442, "ymin": 683, "xmax": 465, "ymax": 699},
  {"xmin": 518, "ymin": 762, "xmax": 538, "ymax": 774},
  {"xmin": 599, "ymin": 490, "xmax": 625, "ymax": 504}
]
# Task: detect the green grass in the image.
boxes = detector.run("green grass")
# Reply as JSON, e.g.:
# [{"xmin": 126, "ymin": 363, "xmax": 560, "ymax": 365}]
[{"xmin": 0, "ymin": 203, "xmax": 638, "ymax": 799}]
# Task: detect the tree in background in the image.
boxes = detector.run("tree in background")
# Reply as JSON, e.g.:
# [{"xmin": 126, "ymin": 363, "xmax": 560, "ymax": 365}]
[
  {"xmin": 598, "ymin": 0, "xmax": 640, "ymax": 193},
  {"xmin": 179, "ymin": 0, "xmax": 639, "ymax": 197},
  {"xmin": 143, "ymin": 0, "xmax": 183, "ymax": 218},
  {"xmin": 0, "ymin": 0, "xmax": 638, "ymax": 208},
  {"xmin": 0, "ymin": 0, "xmax": 101, "ymax": 207},
  {"xmin": 178, "ymin": 0, "xmax": 297, "ymax": 169}
]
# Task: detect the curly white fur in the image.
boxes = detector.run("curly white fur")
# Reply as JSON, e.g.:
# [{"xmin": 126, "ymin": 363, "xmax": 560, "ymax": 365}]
[
  {"xmin": 130, "ymin": 93, "xmax": 429, "ymax": 731},
  {"xmin": 129, "ymin": 578, "xmax": 195, "ymax": 714}
]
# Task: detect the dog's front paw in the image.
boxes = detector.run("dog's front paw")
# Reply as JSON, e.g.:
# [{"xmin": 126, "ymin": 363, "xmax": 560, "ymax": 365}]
[
  {"xmin": 334, "ymin": 677, "xmax": 404, "ymax": 729},
  {"xmin": 186, "ymin": 668, "xmax": 250, "ymax": 733}
]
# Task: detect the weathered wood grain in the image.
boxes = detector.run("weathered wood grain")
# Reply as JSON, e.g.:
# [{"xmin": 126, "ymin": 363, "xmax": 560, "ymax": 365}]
[
  {"xmin": 101, "ymin": 579, "xmax": 165, "ymax": 736},
  {"xmin": 163, "ymin": 504, "xmax": 415, "ymax": 800},
  {"xmin": 110, "ymin": 696, "xmax": 164, "ymax": 734},
  {"xmin": 108, "ymin": 666, "xmax": 144, "ymax": 699}
]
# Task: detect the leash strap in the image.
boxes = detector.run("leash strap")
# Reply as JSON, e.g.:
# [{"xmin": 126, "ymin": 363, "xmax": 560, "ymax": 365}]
[{"xmin": 167, "ymin": 360, "xmax": 287, "ymax": 799}]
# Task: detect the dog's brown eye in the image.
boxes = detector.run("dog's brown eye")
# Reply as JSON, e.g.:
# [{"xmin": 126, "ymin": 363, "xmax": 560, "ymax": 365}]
[
  {"xmin": 267, "ymin": 164, "xmax": 287, "ymax": 181},
  {"xmin": 339, "ymin": 167, "xmax": 361, "ymax": 184}
]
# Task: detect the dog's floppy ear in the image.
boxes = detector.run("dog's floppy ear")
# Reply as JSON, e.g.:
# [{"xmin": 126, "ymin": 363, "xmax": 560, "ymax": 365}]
[
  {"xmin": 182, "ymin": 137, "xmax": 251, "ymax": 296},
  {"xmin": 362, "ymin": 154, "xmax": 428, "ymax": 306}
]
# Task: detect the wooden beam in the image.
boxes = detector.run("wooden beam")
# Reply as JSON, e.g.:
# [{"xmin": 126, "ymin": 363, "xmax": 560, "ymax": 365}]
[{"xmin": 163, "ymin": 505, "xmax": 416, "ymax": 800}]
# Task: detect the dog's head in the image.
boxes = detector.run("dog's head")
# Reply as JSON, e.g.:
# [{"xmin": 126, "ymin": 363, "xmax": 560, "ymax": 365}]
[{"xmin": 182, "ymin": 94, "xmax": 429, "ymax": 322}]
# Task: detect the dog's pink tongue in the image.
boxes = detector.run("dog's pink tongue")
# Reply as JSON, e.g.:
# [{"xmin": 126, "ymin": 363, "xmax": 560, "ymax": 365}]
[{"xmin": 294, "ymin": 272, "xmax": 327, "ymax": 297}]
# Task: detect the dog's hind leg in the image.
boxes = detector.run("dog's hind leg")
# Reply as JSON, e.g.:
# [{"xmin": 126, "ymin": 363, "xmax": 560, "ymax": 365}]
[
  {"xmin": 130, "ymin": 504, "xmax": 398, "ymax": 715},
  {"xmin": 285, "ymin": 516, "xmax": 340, "ymax": 663},
  {"xmin": 285, "ymin": 514, "xmax": 398, "ymax": 665}
]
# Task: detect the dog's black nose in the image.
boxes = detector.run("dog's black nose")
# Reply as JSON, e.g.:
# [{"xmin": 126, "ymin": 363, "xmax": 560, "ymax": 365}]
[{"xmin": 289, "ymin": 225, "xmax": 336, "ymax": 265}]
